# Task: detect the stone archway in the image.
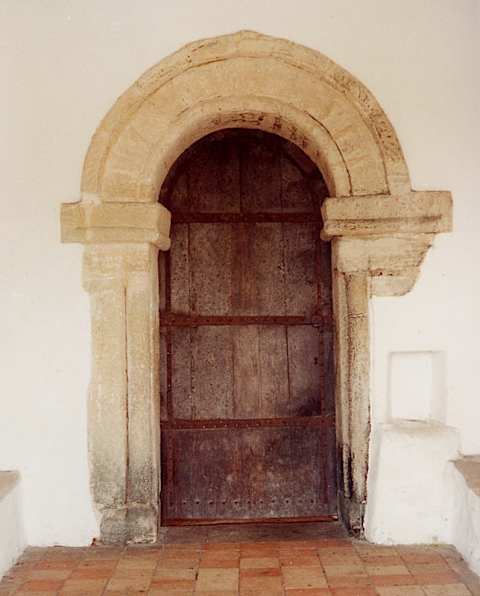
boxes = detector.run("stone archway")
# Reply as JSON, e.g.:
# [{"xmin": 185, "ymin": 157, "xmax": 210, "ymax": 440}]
[{"xmin": 60, "ymin": 30, "xmax": 452, "ymax": 543}]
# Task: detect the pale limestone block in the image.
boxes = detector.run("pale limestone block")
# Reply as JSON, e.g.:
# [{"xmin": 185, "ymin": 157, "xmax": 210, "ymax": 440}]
[
  {"xmin": 88, "ymin": 281, "xmax": 128, "ymax": 509},
  {"xmin": 322, "ymin": 191, "xmax": 452, "ymax": 237},
  {"xmin": 126, "ymin": 269, "xmax": 159, "ymax": 507},
  {"xmin": 61, "ymin": 201, "xmax": 171, "ymax": 250}
]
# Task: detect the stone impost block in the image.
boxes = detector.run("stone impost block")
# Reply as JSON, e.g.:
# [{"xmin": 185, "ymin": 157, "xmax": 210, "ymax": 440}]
[
  {"xmin": 321, "ymin": 191, "xmax": 452, "ymax": 239},
  {"xmin": 61, "ymin": 201, "xmax": 171, "ymax": 250},
  {"xmin": 333, "ymin": 234, "xmax": 434, "ymax": 296}
]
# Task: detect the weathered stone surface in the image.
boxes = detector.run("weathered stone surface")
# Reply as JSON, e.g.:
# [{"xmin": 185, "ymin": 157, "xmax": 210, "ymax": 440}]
[
  {"xmin": 322, "ymin": 191, "xmax": 452, "ymax": 238},
  {"xmin": 61, "ymin": 201, "xmax": 171, "ymax": 249}
]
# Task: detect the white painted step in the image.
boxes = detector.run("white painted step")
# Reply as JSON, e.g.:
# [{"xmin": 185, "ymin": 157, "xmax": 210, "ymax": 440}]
[{"xmin": 0, "ymin": 471, "xmax": 26, "ymax": 580}]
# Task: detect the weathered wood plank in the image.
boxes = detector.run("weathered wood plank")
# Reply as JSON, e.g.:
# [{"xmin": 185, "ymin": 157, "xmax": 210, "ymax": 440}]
[
  {"xmin": 170, "ymin": 328, "xmax": 192, "ymax": 419},
  {"xmin": 254, "ymin": 223, "xmax": 286, "ymax": 316},
  {"xmin": 189, "ymin": 223, "xmax": 233, "ymax": 315},
  {"xmin": 231, "ymin": 223, "xmax": 257, "ymax": 314},
  {"xmin": 281, "ymin": 152, "xmax": 315, "ymax": 212},
  {"xmin": 232, "ymin": 325, "xmax": 261, "ymax": 417},
  {"xmin": 284, "ymin": 223, "xmax": 318, "ymax": 315},
  {"xmin": 169, "ymin": 224, "xmax": 190, "ymax": 313},
  {"xmin": 190, "ymin": 326, "xmax": 234, "ymax": 419},
  {"xmin": 240, "ymin": 134, "xmax": 282, "ymax": 212},
  {"xmin": 187, "ymin": 135, "xmax": 240, "ymax": 212},
  {"xmin": 258, "ymin": 326, "xmax": 289, "ymax": 417},
  {"xmin": 287, "ymin": 326, "xmax": 321, "ymax": 417}
]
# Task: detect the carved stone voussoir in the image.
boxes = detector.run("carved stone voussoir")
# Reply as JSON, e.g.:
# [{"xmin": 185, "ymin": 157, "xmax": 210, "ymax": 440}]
[{"xmin": 61, "ymin": 200, "xmax": 171, "ymax": 250}]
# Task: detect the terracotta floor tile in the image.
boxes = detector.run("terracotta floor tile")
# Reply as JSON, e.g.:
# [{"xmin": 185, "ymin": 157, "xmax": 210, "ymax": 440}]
[
  {"xmin": 27, "ymin": 569, "xmax": 72, "ymax": 581},
  {"xmin": 240, "ymin": 574, "xmax": 284, "ymax": 591},
  {"xmin": 285, "ymin": 589, "xmax": 332, "ymax": 595},
  {"xmin": 240, "ymin": 556, "xmax": 280, "ymax": 568},
  {"xmin": 61, "ymin": 578, "xmax": 107, "ymax": 592},
  {"xmin": 16, "ymin": 592, "xmax": 61, "ymax": 596},
  {"xmin": 194, "ymin": 592, "xmax": 237, "ymax": 596},
  {"xmin": 281, "ymin": 555, "xmax": 322, "ymax": 567},
  {"xmin": 375, "ymin": 587, "xmax": 426, "ymax": 595},
  {"xmin": 365, "ymin": 564, "xmax": 410, "ymax": 576},
  {"xmin": 240, "ymin": 567, "xmax": 282, "ymax": 577},
  {"xmin": 33, "ymin": 560, "xmax": 78, "ymax": 570},
  {"xmin": 106, "ymin": 576, "xmax": 152, "ymax": 591},
  {"xmin": 240, "ymin": 547, "xmax": 280, "ymax": 558},
  {"xmin": 69, "ymin": 567, "xmax": 112, "ymax": 579},
  {"xmin": 370, "ymin": 574, "xmax": 417, "ymax": 586},
  {"xmin": 157, "ymin": 557, "xmax": 199, "ymax": 569},
  {"xmin": 423, "ymin": 585, "xmax": 472, "ymax": 595},
  {"xmin": 116, "ymin": 558, "xmax": 157, "ymax": 569},
  {"xmin": 327, "ymin": 576, "xmax": 372, "ymax": 588},
  {"xmin": 77, "ymin": 558, "xmax": 118, "ymax": 569},
  {"xmin": 282, "ymin": 566, "xmax": 328, "ymax": 589},
  {"xmin": 200, "ymin": 550, "xmax": 240, "ymax": 560},
  {"xmin": 154, "ymin": 567, "xmax": 196, "ymax": 580},
  {"xmin": 359, "ymin": 556, "xmax": 404, "ymax": 565},
  {"xmin": 199, "ymin": 557, "xmax": 239, "ymax": 568},
  {"xmin": 330, "ymin": 589, "xmax": 377, "ymax": 595},
  {"xmin": 150, "ymin": 578, "xmax": 195, "ymax": 590},
  {"xmin": 195, "ymin": 568, "xmax": 239, "ymax": 591},
  {"xmin": 319, "ymin": 554, "xmax": 364, "ymax": 565},
  {"xmin": 323, "ymin": 564, "xmax": 367, "ymax": 577},
  {"xmin": 415, "ymin": 573, "xmax": 461, "ymax": 585},
  {"xmin": 316, "ymin": 540, "xmax": 352, "ymax": 549},
  {"xmin": 18, "ymin": 580, "xmax": 64, "ymax": 591},
  {"xmin": 160, "ymin": 549, "xmax": 200, "ymax": 560},
  {"xmin": 279, "ymin": 547, "xmax": 319, "ymax": 557},
  {"xmin": 147, "ymin": 590, "xmax": 194, "ymax": 596}
]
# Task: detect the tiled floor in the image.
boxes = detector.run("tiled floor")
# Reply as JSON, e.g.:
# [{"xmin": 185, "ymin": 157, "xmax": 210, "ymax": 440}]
[{"xmin": 1, "ymin": 523, "xmax": 479, "ymax": 595}]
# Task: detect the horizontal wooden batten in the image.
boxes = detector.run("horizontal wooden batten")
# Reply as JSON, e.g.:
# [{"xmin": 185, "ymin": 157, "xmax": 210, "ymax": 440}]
[
  {"xmin": 171, "ymin": 211, "xmax": 322, "ymax": 224},
  {"xmin": 163, "ymin": 414, "xmax": 334, "ymax": 430},
  {"xmin": 159, "ymin": 312, "xmax": 332, "ymax": 328}
]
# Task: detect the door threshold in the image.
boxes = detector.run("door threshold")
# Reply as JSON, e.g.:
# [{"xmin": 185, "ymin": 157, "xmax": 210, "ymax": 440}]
[{"xmin": 165, "ymin": 515, "xmax": 338, "ymax": 526}]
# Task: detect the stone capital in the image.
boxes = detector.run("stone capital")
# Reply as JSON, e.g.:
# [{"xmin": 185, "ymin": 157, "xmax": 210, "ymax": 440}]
[{"xmin": 61, "ymin": 200, "xmax": 171, "ymax": 250}]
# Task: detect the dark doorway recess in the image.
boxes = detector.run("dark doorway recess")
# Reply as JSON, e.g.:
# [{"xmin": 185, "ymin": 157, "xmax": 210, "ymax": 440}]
[{"xmin": 158, "ymin": 129, "xmax": 337, "ymax": 526}]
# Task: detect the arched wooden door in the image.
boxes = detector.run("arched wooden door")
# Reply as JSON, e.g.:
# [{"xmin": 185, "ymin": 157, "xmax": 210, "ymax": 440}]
[{"xmin": 159, "ymin": 129, "xmax": 337, "ymax": 525}]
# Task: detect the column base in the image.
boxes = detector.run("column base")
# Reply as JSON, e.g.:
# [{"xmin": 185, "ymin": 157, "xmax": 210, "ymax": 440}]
[{"xmin": 99, "ymin": 504, "xmax": 158, "ymax": 544}]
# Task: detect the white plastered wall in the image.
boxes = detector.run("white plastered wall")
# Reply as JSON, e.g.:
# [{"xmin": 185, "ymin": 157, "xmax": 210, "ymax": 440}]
[{"xmin": 0, "ymin": 0, "xmax": 479, "ymax": 546}]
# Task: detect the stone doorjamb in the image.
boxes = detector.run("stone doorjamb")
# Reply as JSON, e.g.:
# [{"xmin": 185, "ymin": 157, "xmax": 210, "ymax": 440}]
[{"xmin": 60, "ymin": 31, "xmax": 452, "ymax": 542}]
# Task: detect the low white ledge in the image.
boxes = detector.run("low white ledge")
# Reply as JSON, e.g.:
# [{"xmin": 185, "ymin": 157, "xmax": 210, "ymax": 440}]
[
  {"xmin": 0, "ymin": 471, "xmax": 26, "ymax": 580},
  {"xmin": 450, "ymin": 456, "xmax": 480, "ymax": 575}
]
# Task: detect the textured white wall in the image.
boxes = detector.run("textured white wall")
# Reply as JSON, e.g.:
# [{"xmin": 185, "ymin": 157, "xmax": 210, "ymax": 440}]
[{"xmin": 0, "ymin": 0, "xmax": 479, "ymax": 545}]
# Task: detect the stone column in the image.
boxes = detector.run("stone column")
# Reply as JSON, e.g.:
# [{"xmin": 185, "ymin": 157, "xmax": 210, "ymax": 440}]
[
  {"xmin": 331, "ymin": 241, "xmax": 370, "ymax": 534},
  {"xmin": 61, "ymin": 201, "xmax": 170, "ymax": 543}
]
